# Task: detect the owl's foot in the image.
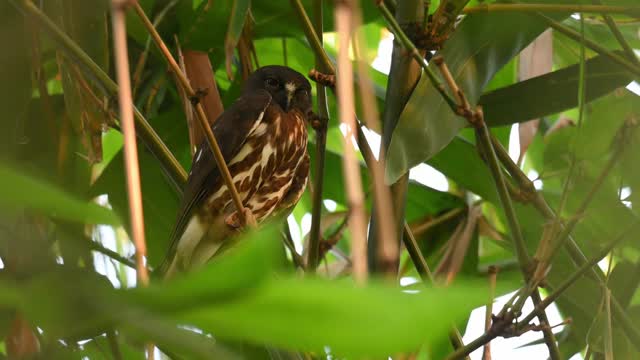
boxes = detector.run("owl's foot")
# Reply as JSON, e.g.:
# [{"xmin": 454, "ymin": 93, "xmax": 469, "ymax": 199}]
[{"xmin": 225, "ymin": 207, "xmax": 257, "ymax": 229}]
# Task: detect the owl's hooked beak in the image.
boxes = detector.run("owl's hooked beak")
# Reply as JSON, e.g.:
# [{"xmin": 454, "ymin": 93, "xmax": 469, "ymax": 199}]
[{"xmin": 285, "ymin": 82, "xmax": 296, "ymax": 111}]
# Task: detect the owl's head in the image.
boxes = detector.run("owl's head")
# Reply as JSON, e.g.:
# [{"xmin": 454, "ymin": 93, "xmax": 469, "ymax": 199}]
[{"xmin": 244, "ymin": 65, "xmax": 312, "ymax": 118}]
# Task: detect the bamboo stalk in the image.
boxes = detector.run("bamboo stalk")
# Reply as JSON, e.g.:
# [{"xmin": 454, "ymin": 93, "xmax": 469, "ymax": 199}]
[
  {"xmin": 352, "ymin": 0, "xmax": 398, "ymax": 275},
  {"xmin": 335, "ymin": 0, "xmax": 368, "ymax": 283},
  {"xmin": 111, "ymin": 0, "xmax": 149, "ymax": 286},
  {"xmin": 132, "ymin": 3, "xmax": 251, "ymax": 225}
]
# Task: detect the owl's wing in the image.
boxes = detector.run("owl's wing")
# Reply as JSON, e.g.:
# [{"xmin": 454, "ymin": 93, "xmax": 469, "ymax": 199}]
[{"xmin": 158, "ymin": 89, "xmax": 272, "ymax": 275}]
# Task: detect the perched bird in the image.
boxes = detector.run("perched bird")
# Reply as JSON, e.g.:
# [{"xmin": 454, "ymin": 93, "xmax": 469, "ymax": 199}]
[{"xmin": 160, "ymin": 65, "xmax": 312, "ymax": 277}]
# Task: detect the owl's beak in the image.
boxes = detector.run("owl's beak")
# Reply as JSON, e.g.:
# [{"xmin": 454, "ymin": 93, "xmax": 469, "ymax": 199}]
[{"xmin": 285, "ymin": 82, "xmax": 296, "ymax": 111}]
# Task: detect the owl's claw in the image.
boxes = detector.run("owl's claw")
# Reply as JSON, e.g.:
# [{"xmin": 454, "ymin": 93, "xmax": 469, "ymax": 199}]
[{"xmin": 225, "ymin": 207, "xmax": 257, "ymax": 229}]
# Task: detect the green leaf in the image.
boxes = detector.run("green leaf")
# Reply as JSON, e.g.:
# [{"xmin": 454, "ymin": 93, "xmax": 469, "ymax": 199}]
[
  {"xmin": 426, "ymin": 137, "xmax": 498, "ymax": 203},
  {"xmin": 481, "ymin": 52, "xmax": 634, "ymax": 127},
  {"xmin": 174, "ymin": 278, "xmax": 488, "ymax": 357},
  {"xmin": 0, "ymin": 164, "xmax": 119, "ymax": 225},
  {"xmin": 20, "ymin": 267, "xmax": 116, "ymax": 340},
  {"xmin": 130, "ymin": 224, "xmax": 284, "ymax": 312},
  {"xmin": 1, "ymin": 267, "xmax": 232, "ymax": 359},
  {"xmin": 386, "ymin": 2, "xmax": 575, "ymax": 183}
]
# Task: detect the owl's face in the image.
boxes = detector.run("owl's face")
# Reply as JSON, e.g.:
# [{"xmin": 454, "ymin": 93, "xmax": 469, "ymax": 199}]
[{"xmin": 245, "ymin": 65, "xmax": 312, "ymax": 118}]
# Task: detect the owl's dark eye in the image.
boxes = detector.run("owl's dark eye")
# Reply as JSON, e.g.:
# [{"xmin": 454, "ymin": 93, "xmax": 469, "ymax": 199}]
[{"xmin": 265, "ymin": 78, "xmax": 279, "ymax": 88}]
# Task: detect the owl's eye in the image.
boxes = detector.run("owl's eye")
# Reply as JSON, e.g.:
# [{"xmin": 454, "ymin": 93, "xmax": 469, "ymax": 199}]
[{"xmin": 265, "ymin": 78, "xmax": 279, "ymax": 88}]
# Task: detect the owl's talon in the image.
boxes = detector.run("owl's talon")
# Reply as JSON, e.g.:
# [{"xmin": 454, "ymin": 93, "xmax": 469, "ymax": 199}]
[
  {"xmin": 242, "ymin": 207, "xmax": 257, "ymax": 228},
  {"xmin": 225, "ymin": 207, "xmax": 257, "ymax": 229}
]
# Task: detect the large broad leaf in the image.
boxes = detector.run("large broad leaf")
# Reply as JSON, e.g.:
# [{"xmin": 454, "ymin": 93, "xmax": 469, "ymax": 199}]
[
  {"xmin": 1, "ymin": 267, "xmax": 232, "ymax": 359},
  {"xmin": 385, "ymin": 1, "xmax": 577, "ymax": 184},
  {"xmin": 0, "ymin": 164, "xmax": 119, "ymax": 225},
  {"xmin": 174, "ymin": 278, "xmax": 487, "ymax": 357},
  {"xmin": 126, "ymin": 224, "xmax": 285, "ymax": 312},
  {"xmin": 481, "ymin": 52, "xmax": 634, "ymax": 127}
]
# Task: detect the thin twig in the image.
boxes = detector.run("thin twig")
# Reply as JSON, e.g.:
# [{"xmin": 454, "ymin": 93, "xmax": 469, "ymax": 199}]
[
  {"xmin": 283, "ymin": 222, "xmax": 305, "ymax": 270},
  {"xmin": 473, "ymin": 111, "xmax": 530, "ymax": 274},
  {"xmin": 87, "ymin": 240, "xmax": 137, "ymax": 269},
  {"xmin": 445, "ymin": 331, "xmax": 500, "ymax": 360},
  {"xmin": 483, "ymin": 266, "xmax": 498, "ymax": 360},
  {"xmin": 403, "ymin": 220, "xmax": 468, "ymax": 359},
  {"xmin": 111, "ymin": 0, "xmax": 149, "ymax": 286},
  {"xmin": 464, "ymin": 3, "xmax": 640, "ymax": 15},
  {"xmin": 335, "ymin": 0, "xmax": 367, "ymax": 283},
  {"xmin": 411, "ymin": 207, "xmax": 465, "ymax": 237},
  {"xmin": 403, "ymin": 222, "xmax": 434, "ymax": 282},
  {"xmin": 132, "ymin": 3, "xmax": 250, "ymax": 225}
]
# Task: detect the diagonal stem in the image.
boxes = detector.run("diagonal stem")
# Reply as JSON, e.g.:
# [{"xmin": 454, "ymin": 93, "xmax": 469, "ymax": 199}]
[{"xmin": 475, "ymin": 119, "xmax": 530, "ymax": 272}]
